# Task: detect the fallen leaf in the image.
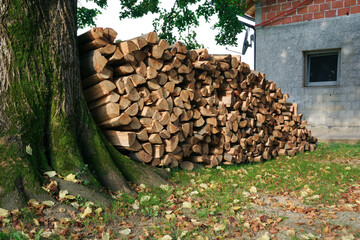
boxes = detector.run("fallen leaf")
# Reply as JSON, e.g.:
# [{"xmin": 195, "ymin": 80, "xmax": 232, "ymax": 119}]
[
  {"xmin": 165, "ymin": 214, "xmax": 175, "ymax": 220},
  {"xmin": 44, "ymin": 171, "xmax": 57, "ymax": 178},
  {"xmin": 63, "ymin": 194, "xmax": 76, "ymax": 200},
  {"xmin": 342, "ymin": 235, "xmax": 355, "ymax": 240},
  {"xmin": 140, "ymin": 196, "xmax": 151, "ymax": 204},
  {"xmin": 258, "ymin": 233, "xmax": 270, "ymax": 240},
  {"xmin": 26, "ymin": 144, "xmax": 32, "ymax": 155},
  {"xmin": 59, "ymin": 190, "xmax": 68, "ymax": 200},
  {"xmin": 286, "ymin": 229, "xmax": 296, "ymax": 236},
  {"xmin": 41, "ymin": 231, "xmax": 52, "ymax": 238},
  {"xmin": 42, "ymin": 201, "xmax": 55, "ymax": 207},
  {"xmin": 28, "ymin": 199, "xmax": 40, "ymax": 206},
  {"xmin": 0, "ymin": 208, "xmax": 9, "ymax": 217},
  {"xmin": 64, "ymin": 173, "xmax": 77, "ymax": 183},
  {"xmin": 160, "ymin": 184, "xmax": 170, "ymax": 191},
  {"xmin": 95, "ymin": 207, "xmax": 102, "ymax": 215},
  {"xmin": 80, "ymin": 206, "xmax": 92, "ymax": 218},
  {"xmin": 190, "ymin": 190, "xmax": 199, "ymax": 196},
  {"xmin": 213, "ymin": 223, "xmax": 226, "ymax": 231},
  {"xmin": 182, "ymin": 201, "xmax": 192, "ymax": 209},
  {"xmin": 160, "ymin": 235, "xmax": 172, "ymax": 240},
  {"xmin": 102, "ymin": 232, "xmax": 110, "ymax": 240},
  {"xmin": 242, "ymin": 191, "xmax": 250, "ymax": 197},
  {"xmin": 119, "ymin": 228, "xmax": 131, "ymax": 236},
  {"xmin": 71, "ymin": 202, "xmax": 79, "ymax": 209},
  {"xmin": 133, "ymin": 203, "xmax": 139, "ymax": 210},
  {"xmin": 33, "ymin": 218, "xmax": 40, "ymax": 226},
  {"xmin": 180, "ymin": 231, "xmax": 188, "ymax": 237},
  {"xmin": 243, "ymin": 222, "xmax": 250, "ymax": 228}
]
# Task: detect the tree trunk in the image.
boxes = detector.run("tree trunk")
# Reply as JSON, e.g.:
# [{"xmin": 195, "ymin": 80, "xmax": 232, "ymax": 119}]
[{"xmin": 0, "ymin": 0, "xmax": 167, "ymax": 210}]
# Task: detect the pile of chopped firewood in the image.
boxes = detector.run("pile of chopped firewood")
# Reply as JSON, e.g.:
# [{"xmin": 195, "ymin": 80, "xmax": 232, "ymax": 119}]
[{"xmin": 78, "ymin": 27, "xmax": 317, "ymax": 170}]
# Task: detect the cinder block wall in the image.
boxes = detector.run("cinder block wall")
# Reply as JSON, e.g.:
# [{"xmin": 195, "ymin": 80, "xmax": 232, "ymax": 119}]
[{"xmin": 255, "ymin": 2, "xmax": 360, "ymax": 132}]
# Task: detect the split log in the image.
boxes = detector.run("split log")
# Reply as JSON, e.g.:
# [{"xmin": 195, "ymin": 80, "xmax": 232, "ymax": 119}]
[
  {"xmin": 78, "ymin": 27, "xmax": 104, "ymax": 44},
  {"xmin": 103, "ymin": 131, "xmax": 136, "ymax": 147},
  {"xmin": 98, "ymin": 113, "xmax": 132, "ymax": 129},
  {"xmin": 83, "ymin": 80, "xmax": 116, "ymax": 102},
  {"xmin": 80, "ymin": 50, "xmax": 108, "ymax": 78},
  {"xmin": 90, "ymin": 102, "xmax": 119, "ymax": 123}
]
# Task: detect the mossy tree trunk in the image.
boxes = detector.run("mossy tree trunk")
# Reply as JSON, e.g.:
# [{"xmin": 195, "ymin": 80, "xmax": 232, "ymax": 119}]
[{"xmin": 0, "ymin": 0, "xmax": 167, "ymax": 210}]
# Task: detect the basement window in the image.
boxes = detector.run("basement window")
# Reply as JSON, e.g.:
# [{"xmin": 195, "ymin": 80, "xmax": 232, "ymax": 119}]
[{"xmin": 305, "ymin": 50, "xmax": 340, "ymax": 87}]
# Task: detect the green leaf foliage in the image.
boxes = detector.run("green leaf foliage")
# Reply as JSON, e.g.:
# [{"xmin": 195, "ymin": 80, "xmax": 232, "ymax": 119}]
[
  {"xmin": 78, "ymin": 0, "xmax": 247, "ymax": 49},
  {"xmin": 77, "ymin": 7, "xmax": 102, "ymax": 28}
]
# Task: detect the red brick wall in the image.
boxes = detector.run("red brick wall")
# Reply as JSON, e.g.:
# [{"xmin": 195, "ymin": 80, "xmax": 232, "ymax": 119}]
[{"xmin": 260, "ymin": 0, "xmax": 360, "ymax": 27}]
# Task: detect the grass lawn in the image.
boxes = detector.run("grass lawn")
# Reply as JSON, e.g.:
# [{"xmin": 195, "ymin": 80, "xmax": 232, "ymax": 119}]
[{"xmin": 1, "ymin": 143, "xmax": 359, "ymax": 239}]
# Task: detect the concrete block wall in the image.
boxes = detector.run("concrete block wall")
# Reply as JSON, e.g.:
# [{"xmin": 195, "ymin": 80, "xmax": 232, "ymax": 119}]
[
  {"xmin": 255, "ymin": 12, "xmax": 360, "ymax": 132},
  {"xmin": 260, "ymin": 0, "xmax": 360, "ymax": 27}
]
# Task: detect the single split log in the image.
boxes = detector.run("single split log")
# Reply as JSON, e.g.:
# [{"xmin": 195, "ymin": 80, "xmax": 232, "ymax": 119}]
[
  {"xmin": 103, "ymin": 131, "xmax": 136, "ymax": 147},
  {"xmin": 80, "ymin": 50, "xmax": 108, "ymax": 78}
]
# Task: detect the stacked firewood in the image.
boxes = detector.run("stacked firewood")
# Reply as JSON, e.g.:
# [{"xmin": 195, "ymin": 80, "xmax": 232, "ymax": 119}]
[{"xmin": 78, "ymin": 27, "xmax": 317, "ymax": 170}]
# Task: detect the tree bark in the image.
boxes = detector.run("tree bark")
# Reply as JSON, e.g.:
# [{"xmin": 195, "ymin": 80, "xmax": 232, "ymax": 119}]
[{"xmin": 0, "ymin": 0, "xmax": 167, "ymax": 210}]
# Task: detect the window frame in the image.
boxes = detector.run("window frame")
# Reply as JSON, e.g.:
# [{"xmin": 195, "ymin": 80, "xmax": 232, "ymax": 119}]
[{"xmin": 304, "ymin": 49, "xmax": 341, "ymax": 87}]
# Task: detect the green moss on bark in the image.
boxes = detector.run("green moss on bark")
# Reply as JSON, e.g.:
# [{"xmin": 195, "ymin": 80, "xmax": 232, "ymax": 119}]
[
  {"xmin": 77, "ymin": 109, "xmax": 131, "ymax": 192},
  {"xmin": 0, "ymin": 143, "xmax": 41, "ymax": 207}
]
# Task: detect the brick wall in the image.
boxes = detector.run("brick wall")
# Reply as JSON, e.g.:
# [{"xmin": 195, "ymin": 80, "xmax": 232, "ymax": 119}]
[{"xmin": 260, "ymin": 0, "xmax": 360, "ymax": 27}]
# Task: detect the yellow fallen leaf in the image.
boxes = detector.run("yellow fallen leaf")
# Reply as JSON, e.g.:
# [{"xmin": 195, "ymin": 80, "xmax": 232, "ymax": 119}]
[
  {"xmin": 71, "ymin": 202, "xmax": 79, "ymax": 209},
  {"xmin": 286, "ymin": 229, "xmax": 296, "ymax": 236},
  {"xmin": 102, "ymin": 232, "xmax": 110, "ymax": 240},
  {"xmin": 232, "ymin": 206, "xmax": 241, "ymax": 211},
  {"xmin": 140, "ymin": 195, "xmax": 150, "ymax": 203},
  {"xmin": 342, "ymin": 235, "xmax": 355, "ymax": 240},
  {"xmin": 180, "ymin": 231, "xmax": 188, "ymax": 237},
  {"xmin": 33, "ymin": 218, "xmax": 40, "ymax": 226},
  {"xmin": 59, "ymin": 190, "xmax": 68, "ymax": 200},
  {"xmin": 160, "ymin": 184, "xmax": 170, "ymax": 191},
  {"xmin": 41, "ymin": 231, "xmax": 52, "ymax": 238},
  {"xmin": 243, "ymin": 222, "xmax": 250, "ymax": 228},
  {"xmin": 28, "ymin": 199, "xmax": 40, "ymax": 206},
  {"xmin": 0, "ymin": 208, "xmax": 9, "ymax": 217},
  {"xmin": 119, "ymin": 228, "xmax": 131, "ymax": 236},
  {"xmin": 213, "ymin": 223, "xmax": 226, "ymax": 231},
  {"xmin": 182, "ymin": 201, "xmax": 192, "ymax": 208},
  {"xmin": 26, "ymin": 145, "xmax": 33, "ymax": 156},
  {"xmin": 64, "ymin": 173, "xmax": 78, "ymax": 183},
  {"xmin": 258, "ymin": 233, "xmax": 270, "ymax": 240},
  {"xmin": 44, "ymin": 171, "xmax": 57, "ymax": 178},
  {"xmin": 42, "ymin": 201, "xmax": 55, "ymax": 207},
  {"xmin": 80, "ymin": 206, "xmax": 92, "ymax": 218},
  {"xmin": 165, "ymin": 214, "xmax": 175, "ymax": 220},
  {"xmin": 28, "ymin": 199, "xmax": 40, "ymax": 207},
  {"xmin": 249, "ymin": 186, "xmax": 257, "ymax": 193},
  {"xmin": 95, "ymin": 207, "xmax": 102, "ymax": 215},
  {"xmin": 63, "ymin": 194, "xmax": 76, "ymax": 200},
  {"xmin": 160, "ymin": 235, "xmax": 172, "ymax": 240}
]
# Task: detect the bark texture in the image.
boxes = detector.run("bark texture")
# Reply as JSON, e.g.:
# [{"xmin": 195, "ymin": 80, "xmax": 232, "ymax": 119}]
[{"xmin": 0, "ymin": 0, "xmax": 167, "ymax": 209}]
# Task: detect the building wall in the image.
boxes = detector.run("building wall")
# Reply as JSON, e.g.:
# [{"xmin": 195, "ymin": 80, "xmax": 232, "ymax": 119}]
[
  {"xmin": 260, "ymin": 0, "xmax": 360, "ymax": 27},
  {"xmin": 255, "ymin": 10, "xmax": 360, "ymax": 132}
]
